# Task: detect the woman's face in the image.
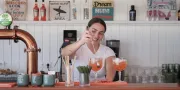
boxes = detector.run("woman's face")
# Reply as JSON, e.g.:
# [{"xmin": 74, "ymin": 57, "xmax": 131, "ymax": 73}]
[{"xmin": 88, "ymin": 23, "xmax": 105, "ymax": 44}]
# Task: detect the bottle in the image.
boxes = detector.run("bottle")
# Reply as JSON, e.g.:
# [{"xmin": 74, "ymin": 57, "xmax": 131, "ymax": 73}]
[
  {"xmin": 155, "ymin": 6, "xmax": 159, "ymax": 21},
  {"xmin": 84, "ymin": 0, "xmax": 89, "ymax": 20},
  {"xmin": 0, "ymin": 8, "xmax": 3, "ymax": 14},
  {"xmin": 72, "ymin": 0, "xmax": 77, "ymax": 20},
  {"xmin": 40, "ymin": 0, "xmax": 46, "ymax": 21},
  {"xmin": 177, "ymin": 64, "xmax": 180, "ymax": 86},
  {"xmin": 33, "ymin": 0, "xmax": 39, "ymax": 21},
  {"xmin": 129, "ymin": 5, "xmax": 136, "ymax": 21},
  {"xmin": 178, "ymin": 8, "xmax": 180, "ymax": 21}
]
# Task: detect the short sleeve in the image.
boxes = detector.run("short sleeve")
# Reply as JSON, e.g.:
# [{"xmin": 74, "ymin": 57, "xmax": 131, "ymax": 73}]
[{"xmin": 104, "ymin": 46, "xmax": 116, "ymax": 59}]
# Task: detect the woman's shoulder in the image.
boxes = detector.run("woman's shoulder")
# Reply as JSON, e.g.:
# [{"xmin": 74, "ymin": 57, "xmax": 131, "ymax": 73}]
[
  {"xmin": 100, "ymin": 44, "xmax": 116, "ymax": 58},
  {"xmin": 100, "ymin": 44, "xmax": 115, "ymax": 53},
  {"xmin": 100, "ymin": 44, "xmax": 112, "ymax": 50}
]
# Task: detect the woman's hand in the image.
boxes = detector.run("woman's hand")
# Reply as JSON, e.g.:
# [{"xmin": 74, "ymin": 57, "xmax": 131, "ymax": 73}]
[{"xmin": 79, "ymin": 30, "xmax": 92, "ymax": 45}]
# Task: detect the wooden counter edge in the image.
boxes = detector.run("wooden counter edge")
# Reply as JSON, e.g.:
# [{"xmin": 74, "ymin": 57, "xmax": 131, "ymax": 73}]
[{"xmin": 0, "ymin": 83, "xmax": 179, "ymax": 90}]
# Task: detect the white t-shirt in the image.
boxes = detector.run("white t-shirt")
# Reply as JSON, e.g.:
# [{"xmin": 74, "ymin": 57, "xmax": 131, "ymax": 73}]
[{"xmin": 73, "ymin": 43, "xmax": 115, "ymax": 81}]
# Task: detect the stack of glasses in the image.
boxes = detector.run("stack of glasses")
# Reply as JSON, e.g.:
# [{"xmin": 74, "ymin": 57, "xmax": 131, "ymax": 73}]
[
  {"xmin": 123, "ymin": 64, "xmax": 180, "ymax": 83},
  {"xmin": 162, "ymin": 64, "xmax": 180, "ymax": 83}
]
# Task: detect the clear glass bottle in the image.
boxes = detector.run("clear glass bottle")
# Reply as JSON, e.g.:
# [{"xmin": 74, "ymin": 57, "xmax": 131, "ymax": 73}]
[
  {"xmin": 83, "ymin": 0, "xmax": 89, "ymax": 20},
  {"xmin": 155, "ymin": 6, "xmax": 159, "ymax": 21},
  {"xmin": 151, "ymin": 6, "xmax": 155, "ymax": 21},
  {"xmin": 72, "ymin": 0, "xmax": 77, "ymax": 20}
]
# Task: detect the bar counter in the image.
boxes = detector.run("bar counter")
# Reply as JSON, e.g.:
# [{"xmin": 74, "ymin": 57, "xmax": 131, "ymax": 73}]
[{"xmin": 0, "ymin": 83, "xmax": 180, "ymax": 90}]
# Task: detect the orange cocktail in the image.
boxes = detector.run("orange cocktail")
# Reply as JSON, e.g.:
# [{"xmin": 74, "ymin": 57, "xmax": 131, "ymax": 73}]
[
  {"xmin": 89, "ymin": 57, "xmax": 103, "ymax": 82},
  {"xmin": 113, "ymin": 58, "xmax": 127, "ymax": 81},
  {"xmin": 89, "ymin": 58, "xmax": 102, "ymax": 72},
  {"xmin": 113, "ymin": 60, "xmax": 127, "ymax": 71}
]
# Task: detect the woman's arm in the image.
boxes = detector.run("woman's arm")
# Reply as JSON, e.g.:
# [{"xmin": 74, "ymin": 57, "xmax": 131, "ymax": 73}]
[
  {"xmin": 61, "ymin": 40, "xmax": 83, "ymax": 57},
  {"xmin": 61, "ymin": 30, "xmax": 92, "ymax": 57},
  {"xmin": 105, "ymin": 56, "xmax": 116, "ymax": 81}
]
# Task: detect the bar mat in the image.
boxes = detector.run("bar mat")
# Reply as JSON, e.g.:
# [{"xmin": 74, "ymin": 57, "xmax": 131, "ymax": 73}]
[
  {"xmin": 91, "ymin": 81, "xmax": 127, "ymax": 86},
  {"xmin": 56, "ymin": 81, "xmax": 127, "ymax": 86},
  {"xmin": 0, "ymin": 82, "xmax": 16, "ymax": 87}
]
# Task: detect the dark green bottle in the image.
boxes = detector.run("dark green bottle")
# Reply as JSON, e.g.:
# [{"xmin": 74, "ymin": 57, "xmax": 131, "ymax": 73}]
[{"xmin": 129, "ymin": 5, "xmax": 136, "ymax": 21}]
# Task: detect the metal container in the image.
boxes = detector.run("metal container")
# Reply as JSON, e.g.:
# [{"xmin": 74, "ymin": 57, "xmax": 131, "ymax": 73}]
[
  {"xmin": 79, "ymin": 73, "xmax": 90, "ymax": 87},
  {"xmin": 17, "ymin": 74, "xmax": 29, "ymax": 87}
]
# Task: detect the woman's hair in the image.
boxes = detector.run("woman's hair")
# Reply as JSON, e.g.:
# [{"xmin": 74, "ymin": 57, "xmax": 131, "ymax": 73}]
[{"xmin": 87, "ymin": 18, "xmax": 106, "ymax": 32}]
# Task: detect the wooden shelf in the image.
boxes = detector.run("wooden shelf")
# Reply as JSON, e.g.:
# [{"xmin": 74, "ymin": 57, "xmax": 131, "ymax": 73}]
[{"xmin": 12, "ymin": 21, "xmax": 180, "ymax": 25}]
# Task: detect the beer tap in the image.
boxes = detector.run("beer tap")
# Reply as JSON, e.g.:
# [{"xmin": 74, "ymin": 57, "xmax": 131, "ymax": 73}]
[{"xmin": 13, "ymin": 25, "xmax": 19, "ymax": 43}]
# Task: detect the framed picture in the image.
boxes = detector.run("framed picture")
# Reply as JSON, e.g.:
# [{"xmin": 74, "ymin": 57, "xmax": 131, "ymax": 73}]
[
  {"xmin": 92, "ymin": 0, "xmax": 114, "ymax": 21},
  {"xmin": 147, "ymin": 0, "xmax": 176, "ymax": 20},
  {"xmin": 49, "ymin": 1, "xmax": 70, "ymax": 21},
  {"xmin": 4, "ymin": 0, "xmax": 27, "ymax": 21}
]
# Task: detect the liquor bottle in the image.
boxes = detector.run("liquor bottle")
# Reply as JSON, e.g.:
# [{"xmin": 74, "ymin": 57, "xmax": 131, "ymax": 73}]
[
  {"xmin": 72, "ymin": 0, "xmax": 77, "ymax": 20},
  {"xmin": 33, "ymin": 0, "xmax": 39, "ymax": 21},
  {"xmin": 83, "ymin": 0, "xmax": 89, "ymax": 20},
  {"xmin": 40, "ymin": 0, "xmax": 46, "ymax": 21},
  {"xmin": 129, "ymin": 5, "xmax": 136, "ymax": 21},
  {"xmin": 178, "ymin": 8, "xmax": 180, "ymax": 21}
]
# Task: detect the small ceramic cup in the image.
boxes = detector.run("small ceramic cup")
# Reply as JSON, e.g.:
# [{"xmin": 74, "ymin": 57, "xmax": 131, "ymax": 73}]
[
  {"xmin": 43, "ymin": 74, "xmax": 55, "ymax": 87},
  {"xmin": 31, "ymin": 73, "xmax": 43, "ymax": 86},
  {"xmin": 17, "ymin": 74, "xmax": 29, "ymax": 87}
]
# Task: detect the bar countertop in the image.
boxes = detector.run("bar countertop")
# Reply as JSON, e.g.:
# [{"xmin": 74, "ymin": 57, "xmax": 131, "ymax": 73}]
[{"xmin": 0, "ymin": 83, "xmax": 180, "ymax": 90}]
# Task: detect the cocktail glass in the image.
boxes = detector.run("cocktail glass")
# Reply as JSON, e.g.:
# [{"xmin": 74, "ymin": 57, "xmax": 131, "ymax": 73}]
[
  {"xmin": 89, "ymin": 57, "xmax": 103, "ymax": 82},
  {"xmin": 113, "ymin": 58, "xmax": 127, "ymax": 82}
]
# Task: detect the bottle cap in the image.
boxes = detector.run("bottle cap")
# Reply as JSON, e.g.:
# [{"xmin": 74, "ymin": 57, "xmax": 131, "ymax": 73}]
[{"xmin": 131, "ymin": 5, "xmax": 135, "ymax": 9}]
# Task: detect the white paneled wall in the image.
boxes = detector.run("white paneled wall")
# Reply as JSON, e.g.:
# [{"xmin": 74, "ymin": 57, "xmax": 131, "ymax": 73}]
[
  {"xmin": 0, "ymin": 0, "xmax": 180, "ymax": 73},
  {"xmin": 0, "ymin": 23, "xmax": 180, "ymax": 73}
]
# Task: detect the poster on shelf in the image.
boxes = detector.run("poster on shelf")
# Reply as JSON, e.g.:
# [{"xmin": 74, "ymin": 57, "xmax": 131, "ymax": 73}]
[
  {"xmin": 147, "ymin": 0, "xmax": 176, "ymax": 21},
  {"xmin": 4, "ymin": 0, "xmax": 27, "ymax": 21},
  {"xmin": 49, "ymin": 1, "xmax": 70, "ymax": 21},
  {"xmin": 92, "ymin": 0, "xmax": 114, "ymax": 21}
]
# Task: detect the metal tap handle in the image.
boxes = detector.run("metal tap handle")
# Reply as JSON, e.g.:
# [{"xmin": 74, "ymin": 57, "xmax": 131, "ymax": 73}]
[
  {"xmin": 24, "ymin": 48, "xmax": 41, "ymax": 52},
  {"xmin": 37, "ymin": 48, "xmax": 41, "ymax": 52}
]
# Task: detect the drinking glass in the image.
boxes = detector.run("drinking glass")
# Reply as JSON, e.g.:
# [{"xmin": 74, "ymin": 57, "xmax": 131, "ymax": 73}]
[
  {"xmin": 89, "ymin": 57, "xmax": 103, "ymax": 82},
  {"xmin": 113, "ymin": 58, "xmax": 127, "ymax": 82}
]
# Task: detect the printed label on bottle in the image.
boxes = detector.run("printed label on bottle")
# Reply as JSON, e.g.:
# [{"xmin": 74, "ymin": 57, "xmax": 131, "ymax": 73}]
[
  {"xmin": 84, "ymin": 8, "xmax": 89, "ymax": 19},
  {"xmin": 130, "ymin": 11, "xmax": 135, "ymax": 21},
  {"xmin": 41, "ymin": 9, "xmax": 46, "ymax": 17},
  {"xmin": 72, "ymin": 8, "xmax": 77, "ymax": 19},
  {"xmin": 33, "ymin": 9, "xmax": 39, "ymax": 17}
]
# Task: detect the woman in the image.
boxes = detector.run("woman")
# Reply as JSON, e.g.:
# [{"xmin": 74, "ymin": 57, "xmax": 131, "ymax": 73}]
[{"xmin": 61, "ymin": 18, "xmax": 116, "ymax": 81}]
